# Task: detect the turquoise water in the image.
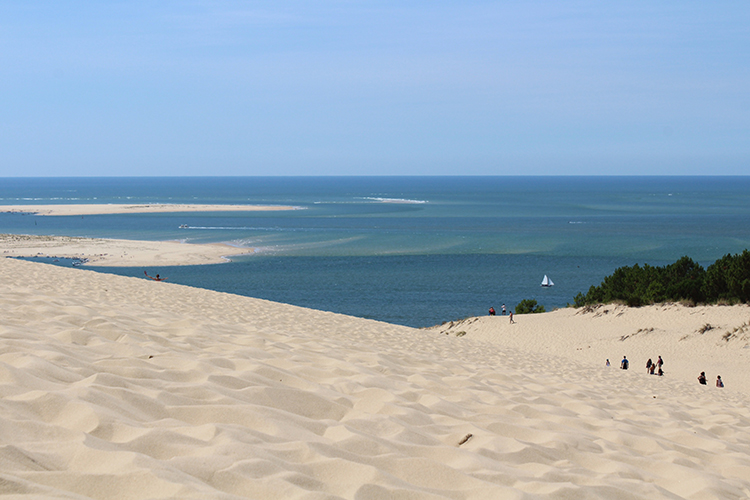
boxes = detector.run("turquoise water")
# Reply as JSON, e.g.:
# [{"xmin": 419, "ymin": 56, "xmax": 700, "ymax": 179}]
[{"xmin": 3, "ymin": 176, "xmax": 750, "ymax": 327}]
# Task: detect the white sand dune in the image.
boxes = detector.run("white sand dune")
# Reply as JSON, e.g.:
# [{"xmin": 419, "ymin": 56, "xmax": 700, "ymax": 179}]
[
  {"xmin": 1, "ymin": 257, "xmax": 750, "ymax": 499},
  {"xmin": 431, "ymin": 304, "xmax": 750, "ymax": 398}
]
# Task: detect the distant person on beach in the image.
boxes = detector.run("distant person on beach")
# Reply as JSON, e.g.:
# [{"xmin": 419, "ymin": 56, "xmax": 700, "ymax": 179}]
[
  {"xmin": 658, "ymin": 367, "xmax": 663, "ymax": 376},
  {"xmin": 502, "ymin": 304, "xmax": 506, "ymax": 315},
  {"xmin": 509, "ymin": 311, "xmax": 514, "ymax": 324},
  {"xmin": 646, "ymin": 359, "xmax": 652, "ymax": 373},
  {"xmin": 716, "ymin": 375, "xmax": 724, "ymax": 388},
  {"xmin": 606, "ymin": 359, "xmax": 610, "ymax": 367},
  {"xmin": 698, "ymin": 372, "xmax": 707, "ymax": 385},
  {"xmin": 489, "ymin": 307, "xmax": 496, "ymax": 316},
  {"xmin": 649, "ymin": 363, "xmax": 656, "ymax": 375},
  {"xmin": 620, "ymin": 356, "xmax": 629, "ymax": 370},
  {"xmin": 144, "ymin": 271, "xmax": 167, "ymax": 281},
  {"xmin": 657, "ymin": 356, "xmax": 663, "ymax": 370}
]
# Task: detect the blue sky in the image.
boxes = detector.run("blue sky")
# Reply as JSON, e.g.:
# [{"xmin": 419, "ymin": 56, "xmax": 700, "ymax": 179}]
[{"xmin": 1, "ymin": 1, "xmax": 748, "ymax": 176}]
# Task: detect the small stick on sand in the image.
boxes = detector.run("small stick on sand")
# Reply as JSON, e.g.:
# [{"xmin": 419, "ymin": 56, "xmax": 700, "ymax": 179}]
[{"xmin": 458, "ymin": 433, "xmax": 473, "ymax": 446}]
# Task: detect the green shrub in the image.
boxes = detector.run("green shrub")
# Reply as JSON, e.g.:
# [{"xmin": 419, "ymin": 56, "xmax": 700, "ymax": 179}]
[
  {"xmin": 575, "ymin": 250, "xmax": 750, "ymax": 307},
  {"xmin": 515, "ymin": 299, "xmax": 546, "ymax": 314},
  {"xmin": 704, "ymin": 250, "xmax": 750, "ymax": 303}
]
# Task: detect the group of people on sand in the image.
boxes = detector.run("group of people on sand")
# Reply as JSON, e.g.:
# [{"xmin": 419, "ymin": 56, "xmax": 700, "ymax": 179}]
[
  {"xmin": 609, "ymin": 356, "xmax": 725, "ymax": 388},
  {"xmin": 645, "ymin": 356, "xmax": 664, "ymax": 376},
  {"xmin": 698, "ymin": 371, "xmax": 724, "ymax": 387},
  {"xmin": 607, "ymin": 355, "xmax": 664, "ymax": 376},
  {"xmin": 489, "ymin": 304, "xmax": 513, "ymax": 323}
]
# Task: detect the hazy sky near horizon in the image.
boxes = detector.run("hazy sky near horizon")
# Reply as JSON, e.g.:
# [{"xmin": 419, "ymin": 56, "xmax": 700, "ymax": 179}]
[{"xmin": 1, "ymin": 1, "xmax": 748, "ymax": 176}]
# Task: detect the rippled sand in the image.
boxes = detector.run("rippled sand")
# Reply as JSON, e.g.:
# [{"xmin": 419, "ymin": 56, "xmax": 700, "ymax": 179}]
[{"xmin": 1, "ymin": 257, "xmax": 749, "ymax": 499}]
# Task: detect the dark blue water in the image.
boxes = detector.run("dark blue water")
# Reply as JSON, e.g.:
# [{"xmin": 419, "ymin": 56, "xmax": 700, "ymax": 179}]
[{"xmin": 4, "ymin": 176, "xmax": 750, "ymax": 327}]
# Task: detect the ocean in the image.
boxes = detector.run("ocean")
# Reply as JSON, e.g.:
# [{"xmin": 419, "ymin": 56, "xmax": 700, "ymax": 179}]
[{"xmin": 2, "ymin": 176, "xmax": 750, "ymax": 327}]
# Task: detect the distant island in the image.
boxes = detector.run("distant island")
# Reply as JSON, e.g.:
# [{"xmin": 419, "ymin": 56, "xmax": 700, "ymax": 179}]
[{"xmin": 574, "ymin": 250, "xmax": 750, "ymax": 307}]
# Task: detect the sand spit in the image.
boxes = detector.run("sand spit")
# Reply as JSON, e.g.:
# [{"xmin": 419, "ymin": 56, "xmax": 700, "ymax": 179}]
[
  {"xmin": 0, "ymin": 234, "xmax": 255, "ymax": 266},
  {"xmin": 1, "ymin": 257, "xmax": 750, "ymax": 499},
  {"xmin": 0, "ymin": 203, "xmax": 298, "ymax": 216}
]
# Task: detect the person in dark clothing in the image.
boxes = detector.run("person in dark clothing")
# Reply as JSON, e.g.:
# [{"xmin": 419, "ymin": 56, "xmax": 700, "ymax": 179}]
[{"xmin": 145, "ymin": 271, "xmax": 167, "ymax": 281}]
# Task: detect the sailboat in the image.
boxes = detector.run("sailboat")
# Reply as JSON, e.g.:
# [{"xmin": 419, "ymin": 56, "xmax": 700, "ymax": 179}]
[{"xmin": 541, "ymin": 275, "xmax": 554, "ymax": 287}]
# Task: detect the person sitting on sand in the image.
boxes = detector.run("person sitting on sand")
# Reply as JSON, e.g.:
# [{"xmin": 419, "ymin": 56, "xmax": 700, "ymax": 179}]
[
  {"xmin": 489, "ymin": 307, "xmax": 496, "ymax": 316},
  {"xmin": 620, "ymin": 356, "xmax": 629, "ymax": 370},
  {"xmin": 649, "ymin": 363, "xmax": 656, "ymax": 375},
  {"xmin": 716, "ymin": 375, "xmax": 724, "ymax": 388},
  {"xmin": 698, "ymin": 372, "xmax": 707, "ymax": 385},
  {"xmin": 658, "ymin": 367, "xmax": 663, "ymax": 376},
  {"xmin": 144, "ymin": 271, "xmax": 167, "ymax": 281}
]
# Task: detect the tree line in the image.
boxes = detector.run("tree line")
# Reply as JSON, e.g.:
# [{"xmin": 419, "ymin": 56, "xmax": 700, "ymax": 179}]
[{"xmin": 573, "ymin": 250, "xmax": 750, "ymax": 307}]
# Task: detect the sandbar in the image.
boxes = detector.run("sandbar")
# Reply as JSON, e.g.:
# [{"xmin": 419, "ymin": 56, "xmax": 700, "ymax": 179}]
[
  {"xmin": 1, "ymin": 233, "xmax": 254, "ymax": 266},
  {"xmin": 0, "ymin": 203, "xmax": 299, "ymax": 216}
]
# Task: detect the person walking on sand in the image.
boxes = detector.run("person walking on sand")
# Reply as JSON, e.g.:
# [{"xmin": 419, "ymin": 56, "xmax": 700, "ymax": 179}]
[
  {"xmin": 502, "ymin": 304, "xmax": 506, "ymax": 315},
  {"xmin": 606, "ymin": 359, "xmax": 610, "ymax": 367},
  {"xmin": 509, "ymin": 311, "xmax": 514, "ymax": 324},
  {"xmin": 144, "ymin": 271, "xmax": 167, "ymax": 281},
  {"xmin": 698, "ymin": 372, "xmax": 707, "ymax": 385},
  {"xmin": 716, "ymin": 375, "xmax": 724, "ymax": 388},
  {"xmin": 646, "ymin": 358, "xmax": 652, "ymax": 373},
  {"xmin": 657, "ymin": 356, "xmax": 663, "ymax": 370}
]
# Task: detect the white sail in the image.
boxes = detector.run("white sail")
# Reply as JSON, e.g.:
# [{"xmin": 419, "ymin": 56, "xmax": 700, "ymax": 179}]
[{"xmin": 541, "ymin": 275, "xmax": 554, "ymax": 287}]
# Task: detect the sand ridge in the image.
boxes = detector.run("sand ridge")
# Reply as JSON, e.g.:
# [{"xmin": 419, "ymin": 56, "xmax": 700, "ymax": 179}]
[{"xmin": 1, "ymin": 257, "xmax": 750, "ymax": 499}]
